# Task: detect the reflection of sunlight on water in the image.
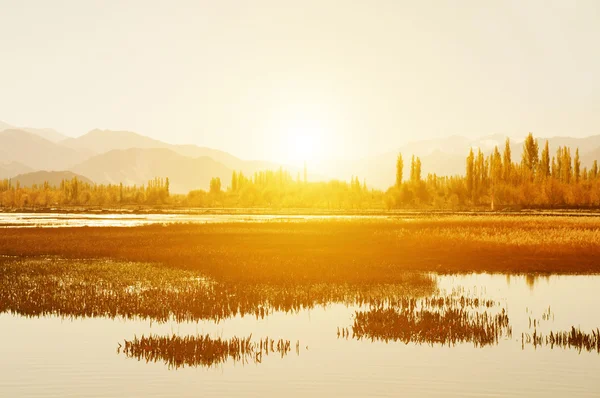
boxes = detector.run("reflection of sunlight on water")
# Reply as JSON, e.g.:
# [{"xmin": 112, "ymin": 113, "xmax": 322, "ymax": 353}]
[
  {"xmin": 1, "ymin": 274, "xmax": 600, "ymax": 396},
  {"xmin": 0, "ymin": 213, "xmax": 396, "ymax": 228}
]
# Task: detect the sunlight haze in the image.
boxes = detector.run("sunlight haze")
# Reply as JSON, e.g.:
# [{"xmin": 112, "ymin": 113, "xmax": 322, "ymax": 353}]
[{"xmin": 1, "ymin": 0, "xmax": 600, "ymax": 164}]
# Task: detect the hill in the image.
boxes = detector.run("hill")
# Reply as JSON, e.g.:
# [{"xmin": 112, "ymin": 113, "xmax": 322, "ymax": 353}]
[
  {"xmin": 10, "ymin": 171, "xmax": 93, "ymax": 187},
  {"xmin": 0, "ymin": 121, "xmax": 67, "ymax": 142},
  {"xmin": 62, "ymin": 129, "xmax": 279, "ymax": 174},
  {"xmin": 18, "ymin": 127, "xmax": 67, "ymax": 143},
  {"xmin": 0, "ymin": 161, "xmax": 32, "ymax": 179},
  {"xmin": 70, "ymin": 148, "xmax": 232, "ymax": 193},
  {"xmin": 0, "ymin": 129, "xmax": 88, "ymax": 170}
]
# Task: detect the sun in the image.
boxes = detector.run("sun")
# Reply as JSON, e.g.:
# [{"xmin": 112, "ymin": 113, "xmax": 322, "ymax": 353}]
[{"xmin": 284, "ymin": 120, "xmax": 325, "ymax": 165}]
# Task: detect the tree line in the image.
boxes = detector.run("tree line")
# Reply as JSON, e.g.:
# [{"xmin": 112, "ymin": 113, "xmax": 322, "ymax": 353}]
[
  {"xmin": 385, "ymin": 133, "xmax": 600, "ymax": 209},
  {"xmin": 0, "ymin": 177, "xmax": 170, "ymax": 208},
  {"xmin": 2, "ymin": 132, "xmax": 600, "ymax": 210},
  {"xmin": 186, "ymin": 168, "xmax": 382, "ymax": 209}
]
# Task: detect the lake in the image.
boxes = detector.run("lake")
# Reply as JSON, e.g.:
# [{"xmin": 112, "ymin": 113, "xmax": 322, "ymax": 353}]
[
  {"xmin": 0, "ymin": 212, "xmax": 387, "ymax": 228},
  {"xmin": 1, "ymin": 273, "xmax": 599, "ymax": 397}
]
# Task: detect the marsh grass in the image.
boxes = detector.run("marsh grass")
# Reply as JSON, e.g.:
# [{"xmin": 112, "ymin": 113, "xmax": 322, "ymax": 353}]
[
  {"xmin": 522, "ymin": 327, "xmax": 600, "ymax": 353},
  {"xmin": 347, "ymin": 296, "xmax": 512, "ymax": 347},
  {"xmin": 1, "ymin": 216, "xmax": 600, "ymax": 282},
  {"xmin": 520, "ymin": 307, "xmax": 600, "ymax": 353},
  {"xmin": 0, "ymin": 258, "xmax": 435, "ymax": 322},
  {"xmin": 120, "ymin": 334, "xmax": 297, "ymax": 369}
]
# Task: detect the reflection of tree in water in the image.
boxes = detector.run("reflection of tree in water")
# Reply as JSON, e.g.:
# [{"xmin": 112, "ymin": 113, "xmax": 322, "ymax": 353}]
[
  {"xmin": 525, "ymin": 274, "xmax": 536, "ymax": 290},
  {"xmin": 524, "ymin": 274, "xmax": 551, "ymax": 291},
  {"xmin": 119, "ymin": 334, "xmax": 299, "ymax": 369}
]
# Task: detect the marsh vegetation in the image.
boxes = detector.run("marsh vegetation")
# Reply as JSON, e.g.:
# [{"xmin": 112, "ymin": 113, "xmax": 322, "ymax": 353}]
[
  {"xmin": 120, "ymin": 334, "xmax": 298, "ymax": 369},
  {"xmin": 2, "ymin": 216, "xmax": 600, "ymax": 280},
  {"xmin": 0, "ymin": 258, "xmax": 435, "ymax": 322},
  {"xmin": 347, "ymin": 296, "xmax": 511, "ymax": 347}
]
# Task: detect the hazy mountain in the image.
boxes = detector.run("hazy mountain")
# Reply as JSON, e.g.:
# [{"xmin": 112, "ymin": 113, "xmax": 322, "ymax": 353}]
[
  {"xmin": 18, "ymin": 127, "xmax": 67, "ymax": 143},
  {"xmin": 534, "ymin": 136, "xmax": 600, "ymax": 160},
  {"xmin": 173, "ymin": 144, "xmax": 280, "ymax": 173},
  {"xmin": 0, "ymin": 121, "xmax": 67, "ymax": 142},
  {"xmin": 0, "ymin": 161, "xmax": 32, "ymax": 179},
  {"xmin": 11, "ymin": 171, "xmax": 93, "ymax": 187},
  {"xmin": 0, "ymin": 129, "xmax": 88, "ymax": 170},
  {"xmin": 71, "ymin": 148, "xmax": 232, "ymax": 193},
  {"xmin": 61, "ymin": 129, "xmax": 167, "ymax": 153},
  {"xmin": 581, "ymin": 147, "xmax": 600, "ymax": 169},
  {"xmin": 5, "ymin": 119, "xmax": 600, "ymax": 191},
  {"xmin": 62, "ymin": 129, "xmax": 278, "ymax": 174}
]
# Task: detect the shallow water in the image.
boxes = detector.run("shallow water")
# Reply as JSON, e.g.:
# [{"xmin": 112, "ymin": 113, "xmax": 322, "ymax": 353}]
[
  {"xmin": 1, "ymin": 273, "xmax": 599, "ymax": 397},
  {"xmin": 0, "ymin": 212, "xmax": 387, "ymax": 228}
]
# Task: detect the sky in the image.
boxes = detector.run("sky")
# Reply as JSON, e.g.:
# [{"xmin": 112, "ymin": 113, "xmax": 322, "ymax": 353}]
[{"xmin": 1, "ymin": 0, "xmax": 600, "ymax": 164}]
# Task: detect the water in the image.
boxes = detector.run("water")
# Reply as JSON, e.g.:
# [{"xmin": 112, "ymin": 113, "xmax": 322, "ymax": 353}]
[
  {"xmin": 0, "ymin": 212, "xmax": 387, "ymax": 228},
  {"xmin": 1, "ymin": 273, "xmax": 599, "ymax": 397}
]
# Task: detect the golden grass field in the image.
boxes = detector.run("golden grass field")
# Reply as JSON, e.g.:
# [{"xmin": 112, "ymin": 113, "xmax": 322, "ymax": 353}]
[{"xmin": 1, "ymin": 215, "xmax": 600, "ymax": 283}]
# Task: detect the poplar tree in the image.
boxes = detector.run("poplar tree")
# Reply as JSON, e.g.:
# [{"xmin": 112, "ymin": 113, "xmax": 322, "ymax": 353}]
[
  {"xmin": 396, "ymin": 154, "xmax": 404, "ymax": 187},
  {"xmin": 540, "ymin": 140, "xmax": 550, "ymax": 178},
  {"xmin": 503, "ymin": 138, "xmax": 512, "ymax": 182}
]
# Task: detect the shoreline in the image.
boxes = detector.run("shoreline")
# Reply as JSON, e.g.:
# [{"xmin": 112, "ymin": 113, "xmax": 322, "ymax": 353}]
[{"xmin": 3, "ymin": 206, "xmax": 600, "ymax": 217}]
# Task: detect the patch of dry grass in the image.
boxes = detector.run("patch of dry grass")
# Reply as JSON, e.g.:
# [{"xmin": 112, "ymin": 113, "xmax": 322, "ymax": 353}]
[{"xmin": 1, "ymin": 215, "xmax": 600, "ymax": 282}]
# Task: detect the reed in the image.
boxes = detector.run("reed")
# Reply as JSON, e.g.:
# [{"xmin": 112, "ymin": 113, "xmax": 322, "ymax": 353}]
[
  {"xmin": 120, "ymin": 334, "xmax": 296, "ymax": 369},
  {"xmin": 522, "ymin": 327, "xmax": 600, "ymax": 353},
  {"xmin": 0, "ymin": 258, "xmax": 435, "ymax": 322},
  {"xmin": 347, "ymin": 295, "xmax": 512, "ymax": 347}
]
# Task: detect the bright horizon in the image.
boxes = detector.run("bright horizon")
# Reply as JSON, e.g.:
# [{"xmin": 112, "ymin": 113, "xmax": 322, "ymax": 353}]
[{"xmin": 2, "ymin": 1, "xmax": 600, "ymax": 165}]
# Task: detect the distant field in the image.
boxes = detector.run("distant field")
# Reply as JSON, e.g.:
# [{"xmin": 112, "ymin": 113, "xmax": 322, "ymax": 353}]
[{"xmin": 1, "ymin": 215, "xmax": 600, "ymax": 281}]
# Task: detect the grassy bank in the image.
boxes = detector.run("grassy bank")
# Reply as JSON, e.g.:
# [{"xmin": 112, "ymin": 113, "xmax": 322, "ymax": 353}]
[{"xmin": 1, "ymin": 215, "xmax": 600, "ymax": 281}]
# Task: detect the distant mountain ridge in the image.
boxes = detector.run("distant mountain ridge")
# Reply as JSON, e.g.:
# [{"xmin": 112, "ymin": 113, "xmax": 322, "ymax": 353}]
[
  {"xmin": 2, "ymin": 118, "xmax": 600, "ymax": 191},
  {"xmin": 61, "ymin": 129, "xmax": 279, "ymax": 173},
  {"xmin": 0, "ymin": 123, "xmax": 284, "ymax": 188},
  {"xmin": 11, "ymin": 171, "xmax": 93, "ymax": 187},
  {"xmin": 0, "ymin": 129, "xmax": 88, "ymax": 171},
  {"xmin": 70, "ymin": 148, "xmax": 232, "ymax": 193},
  {"xmin": 0, "ymin": 120, "xmax": 67, "ymax": 142},
  {"xmin": 0, "ymin": 161, "xmax": 32, "ymax": 179}
]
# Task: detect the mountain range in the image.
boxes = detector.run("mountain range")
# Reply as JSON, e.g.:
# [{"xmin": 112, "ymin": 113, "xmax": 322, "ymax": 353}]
[
  {"xmin": 0, "ymin": 123, "xmax": 281, "ymax": 193},
  {"xmin": 2, "ymin": 120, "xmax": 600, "ymax": 192},
  {"xmin": 10, "ymin": 171, "xmax": 94, "ymax": 187}
]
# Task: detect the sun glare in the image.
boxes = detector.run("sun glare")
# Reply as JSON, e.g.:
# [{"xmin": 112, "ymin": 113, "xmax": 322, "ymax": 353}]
[{"xmin": 284, "ymin": 120, "xmax": 325, "ymax": 165}]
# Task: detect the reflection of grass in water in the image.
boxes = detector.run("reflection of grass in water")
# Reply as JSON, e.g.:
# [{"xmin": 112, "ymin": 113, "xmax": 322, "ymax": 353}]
[
  {"xmin": 347, "ymin": 297, "xmax": 512, "ymax": 347},
  {"xmin": 522, "ymin": 327, "xmax": 600, "ymax": 353},
  {"xmin": 120, "ymin": 334, "xmax": 297, "ymax": 369},
  {"xmin": 521, "ymin": 308, "xmax": 600, "ymax": 353},
  {"xmin": 0, "ymin": 258, "xmax": 436, "ymax": 322}
]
